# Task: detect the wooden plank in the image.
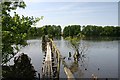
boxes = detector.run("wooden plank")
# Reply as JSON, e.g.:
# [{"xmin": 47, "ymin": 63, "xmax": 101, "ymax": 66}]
[
  {"xmin": 64, "ymin": 67, "xmax": 75, "ymax": 80},
  {"xmin": 42, "ymin": 42, "xmax": 53, "ymax": 78},
  {"xmin": 42, "ymin": 38, "xmax": 75, "ymax": 79}
]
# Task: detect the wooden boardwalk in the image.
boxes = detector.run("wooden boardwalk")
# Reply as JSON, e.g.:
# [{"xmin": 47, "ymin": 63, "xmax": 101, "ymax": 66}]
[
  {"xmin": 42, "ymin": 37, "xmax": 75, "ymax": 79},
  {"xmin": 42, "ymin": 42, "xmax": 53, "ymax": 78},
  {"xmin": 45, "ymin": 42, "xmax": 52, "ymax": 61},
  {"xmin": 42, "ymin": 38, "xmax": 61, "ymax": 79}
]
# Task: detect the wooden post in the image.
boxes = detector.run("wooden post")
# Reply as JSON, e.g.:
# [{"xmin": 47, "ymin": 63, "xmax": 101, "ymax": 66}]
[
  {"xmin": 57, "ymin": 51, "xmax": 61, "ymax": 79},
  {"xmin": 64, "ymin": 67, "xmax": 75, "ymax": 80},
  {"xmin": 38, "ymin": 73, "xmax": 40, "ymax": 80}
]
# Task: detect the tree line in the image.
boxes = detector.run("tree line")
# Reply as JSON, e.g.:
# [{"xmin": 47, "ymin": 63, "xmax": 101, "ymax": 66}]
[
  {"xmin": 63, "ymin": 25, "xmax": 81, "ymax": 38},
  {"xmin": 27, "ymin": 25, "xmax": 120, "ymax": 39},
  {"xmin": 27, "ymin": 25, "xmax": 62, "ymax": 39},
  {"xmin": 63, "ymin": 25, "xmax": 120, "ymax": 38},
  {"xmin": 82, "ymin": 25, "xmax": 120, "ymax": 37}
]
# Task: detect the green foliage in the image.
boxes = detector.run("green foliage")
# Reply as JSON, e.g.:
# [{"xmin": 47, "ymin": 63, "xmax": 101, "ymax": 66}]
[
  {"xmin": 82, "ymin": 25, "xmax": 120, "ymax": 37},
  {"xmin": 2, "ymin": 1, "xmax": 41, "ymax": 64},
  {"xmin": 24, "ymin": 24, "xmax": 120, "ymax": 40},
  {"xmin": 65, "ymin": 37, "xmax": 80, "ymax": 50},
  {"xmin": 63, "ymin": 25, "xmax": 120, "ymax": 38},
  {"xmin": 43, "ymin": 25, "xmax": 62, "ymax": 37},
  {"xmin": 2, "ymin": 1, "xmax": 26, "ymax": 15},
  {"xmin": 27, "ymin": 25, "xmax": 61, "ymax": 39},
  {"xmin": 82, "ymin": 25, "xmax": 102, "ymax": 36},
  {"xmin": 63, "ymin": 25, "xmax": 81, "ymax": 38}
]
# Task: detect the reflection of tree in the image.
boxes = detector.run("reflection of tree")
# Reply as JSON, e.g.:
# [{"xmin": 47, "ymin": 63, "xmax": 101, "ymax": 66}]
[
  {"xmin": 69, "ymin": 61, "xmax": 84, "ymax": 77},
  {"xmin": 66, "ymin": 37, "xmax": 89, "ymax": 78},
  {"xmin": 69, "ymin": 61, "xmax": 79, "ymax": 73},
  {"xmin": 79, "ymin": 42, "xmax": 89, "ymax": 62},
  {"xmin": 2, "ymin": 53, "xmax": 36, "ymax": 79},
  {"xmin": 67, "ymin": 37, "xmax": 88, "ymax": 62},
  {"xmin": 67, "ymin": 37, "xmax": 80, "ymax": 62}
]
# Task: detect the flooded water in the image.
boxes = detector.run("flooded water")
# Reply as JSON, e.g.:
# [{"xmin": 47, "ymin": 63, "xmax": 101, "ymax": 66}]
[
  {"xmin": 54, "ymin": 39, "xmax": 118, "ymax": 78},
  {"xmin": 8, "ymin": 38, "xmax": 118, "ymax": 78}
]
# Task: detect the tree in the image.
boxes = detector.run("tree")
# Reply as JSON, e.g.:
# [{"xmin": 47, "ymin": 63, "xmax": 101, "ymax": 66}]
[
  {"xmin": 63, "ymin": 25, "xmax": 81, "ymax": 38},
  {"xmin": 42, "ymin": 25, "xmax": 61, "ymax": 38},
  {"xmin": 2, "ymin": 0, "xmax": 42, "ymax": 64},
  {"xmin": 82, "ymin": 25, "xmax": 116, "ymax": 37}
]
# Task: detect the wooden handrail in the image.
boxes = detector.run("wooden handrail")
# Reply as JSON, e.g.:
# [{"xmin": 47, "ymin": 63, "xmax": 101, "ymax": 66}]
[
  {"xmin": 49, "ymin": 39, "xmax": 75, "ymax": 80},
  {"xmin": 42, "ymin": 37, "xmax": 75, "ymax": 79}
]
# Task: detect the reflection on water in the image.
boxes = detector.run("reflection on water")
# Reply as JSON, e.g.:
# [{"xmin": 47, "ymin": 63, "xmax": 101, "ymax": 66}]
[
  {"xmin": 7, "ymin": 38, "xmax": 118, "ymax": 78},
  {"xmin": 54, "ymin": 38, "xmax": 118, "ymax": 78},
  {"xmin": 7, "ymin": 39, "xmax": 44, "ymax": 78},
  {"xmin": 69, "ymin": 61, "xmax": 84, "ymax": 78}
]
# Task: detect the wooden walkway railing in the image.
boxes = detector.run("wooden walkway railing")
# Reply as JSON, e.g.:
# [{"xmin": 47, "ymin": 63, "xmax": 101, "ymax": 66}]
[
  {"xmin": 42, "ymin": 38, "xmax": 61, "ymax": 79},
  {"xmin": 42, "ymin": 37, "xmax": 74, "ymax": 79}
]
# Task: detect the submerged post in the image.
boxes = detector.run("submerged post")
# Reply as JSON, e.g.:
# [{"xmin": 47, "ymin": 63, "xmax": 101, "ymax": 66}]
[{"xmin": 38, "ymin": 73, "xmax": 40, "ymax": 80}]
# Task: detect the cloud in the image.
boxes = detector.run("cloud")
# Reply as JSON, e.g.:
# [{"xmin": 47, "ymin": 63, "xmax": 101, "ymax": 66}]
[
  {"xmin": 10, "ymin": 2, "xmax": 117, "ymax": 28},
  {"xmin": 13, "ymin": 3, "xmax": 79, "ymax": 16}
]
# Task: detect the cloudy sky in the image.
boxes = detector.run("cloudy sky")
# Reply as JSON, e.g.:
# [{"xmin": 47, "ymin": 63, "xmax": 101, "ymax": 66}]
[{"xmin": 12, "ymin": 0, "xmax": 119, "ymax": 28}]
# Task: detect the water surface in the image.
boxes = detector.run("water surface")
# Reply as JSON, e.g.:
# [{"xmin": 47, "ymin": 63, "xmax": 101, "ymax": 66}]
[{"xmin": 8, "ymin": 38, "xmax": 118, "ymax": 78}]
